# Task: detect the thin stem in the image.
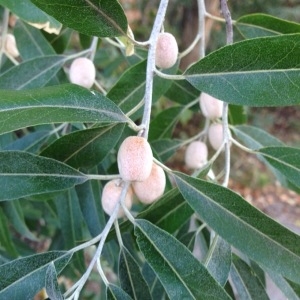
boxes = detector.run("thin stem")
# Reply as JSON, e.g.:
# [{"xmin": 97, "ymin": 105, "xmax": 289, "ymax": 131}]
[
  {"xmin": 140, "ymin": 0, "xmax": 170, "ymax": 139},
  {"xmin": 126, "ymin": 98, "xmax": 145, "ymax": 117},
  {"xmin": 198, "ymin": 0, "xmax": 206, "ymax": 58},
  {"xmin": 93, "ymin": 80, "xmax": 107, "ymax": 95},
  {"xmin": 230, "ymin": 137, "xmax": 255, "ymax": 154},
  {"xmin": 178, "ymin": 33, "xmax": 202, "ymax": 59},
  {"xmin": 89, "ymin": 37, "xmax": 98, "ymax": 61},
  {"xmin": 220, "ymin": 0, "xmax": 233, "ymax": 187},
  {"xmin": 220, "ymin": 0, "xmax": 234, "ymax": 45},
  {"xmin": 87, "ymin": 174, "xmax": 121, "ymax": 181},
  {"xmin": 65, "ymin": 182, "xmax": 130, "ymax": 299},
  {"xmin": 114, "ymin": 219, "xmax": 124, "ymax": 248},
  {"xmin": 154, "ymin": 68, "xmax": 185, "ymax": 80},
  {"xmin": 203, "ymin": 233, "xmax": 219, "ymax": 267}
]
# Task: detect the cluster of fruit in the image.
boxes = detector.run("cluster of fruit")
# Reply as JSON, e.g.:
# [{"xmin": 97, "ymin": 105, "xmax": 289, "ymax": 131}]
[{"xmin": 185, "ymin": 93, "xmax": 224, "ymax": 169}]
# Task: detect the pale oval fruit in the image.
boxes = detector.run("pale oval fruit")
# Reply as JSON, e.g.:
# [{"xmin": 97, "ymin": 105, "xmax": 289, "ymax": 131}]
[
  {"xmin": 117, "ymin": 136, "xmax": 153, "ymax": 182},
  {"xmin": 155, "ymin": 32, "xmax": 178, "ymax": 69},
  {"xmin": 69, "ymin": 57, "xmax": 96, "ymax": 89},
  {"xmin": 4, "ymin": 34, "xmax": 19, "ymax": 58},
  {"xmin": 101, "ymin": 179, "xmax": 133, "ymax": 218},
  {"xmin": 185, "ymin": 141, "xmax": 208, "ymax": 169},
  {"xmin": 208, "ymin": 123, "xmax": 224, "ymax": 150},
  {"xmin": 132, "ymin": 163, "xmax": 166, "ymax": 204},
  {"xmin": 199, "ymin": 92, "xmax": 223, "ymax": 120}
]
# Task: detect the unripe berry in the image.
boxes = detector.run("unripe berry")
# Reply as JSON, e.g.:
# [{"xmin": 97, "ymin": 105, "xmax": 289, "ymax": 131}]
[
  {"xmin": 117, "ymin": 136, "xmax": 153, "ymax": 182},
  {"xmin": 69, "ymin": 57, "xmax": 96, "ymax": 89},
  {"xmin": 132, "ymin": 163, "xmax": 166, "ymax": 204},
  {"xmin": 208, "ymin": 123, "xmax": 224, "ymax": 150},
  {"xmin": 2, "ymin": 34, "xmax": 20, "ymax": 58},
  {"xmin": 155, "ymin": 32, "xmax": 178, "ymax": 69},
  {"xmin": 101, "ymin": 179, "xmax": 133, "ymax": 218},
  {"xmin": 199, "ymin": 92, "xmax": 223, "ymax": 120},
  {"xmin": 185, "ymin": 141, "xmax": 208, "ymax": 169}
]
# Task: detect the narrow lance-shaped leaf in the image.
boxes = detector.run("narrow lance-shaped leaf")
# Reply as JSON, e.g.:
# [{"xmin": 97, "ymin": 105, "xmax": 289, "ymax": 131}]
[
  {"xmin": 31, "ymin": 0, "xmax": 128, "ymax": 37},
  {"xmin": 0, "ymin": 0, "xmax": 61, "ymax": 34},
  {"xmin": 0, "ymin": 84, "xmax": 127, "ymax": 135},
  {"xmin": 0, "ymin": 251, "xmax": 72, "ymax": 299},
  {"xmin": 0, "ymin": 151, "xmax": 87, "ymax": 201},
  {"xmin": 174, "ymin": 172, "xmax": 300, "ymax": 284},
  {"xmin": 119, "ymin": 246, "xmax": 152, "ymax": 300},
  {"xmin": 205, "ymin": 235, "xmax": 231, "ymax": 287},
  {"xmin": 45, "ymin": 262, "xmax": 63, "ymax": 300},
  {"xmin": 41, "ymin": 124, "xmax": 125, "ymax": 169},
  {"xmin": 236, "ymin": 13, "xmax": 300, "ymax": 39},
  {"xmin": 0, "ymin": 56, "xmax": 66, "ymax": 90},
  {"xmin": 106, "ymin": 284, "xmax": 133, "ymax": 300},
  {"xmin": 257, "ymin": 146, "xmax": 300, "ymax": 188},
  {"xmin": 135, "ymin": 219, "xmax": 231, "ymax": 300},
  {"xmin": 230, "ymin": 255, "xmax": 269, "ymax": 300},
  {"xmin": 185, "ymin": 34, "xmax": 300, "ymax": 107}
]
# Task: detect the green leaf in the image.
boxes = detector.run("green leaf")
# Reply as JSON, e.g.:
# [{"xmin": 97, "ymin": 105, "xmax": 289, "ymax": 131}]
[
  {"xmin": 14, "ymin": 20, "xmax": 56, "ymax": 60},
  {"xmin": 135, "ymin": 219, "xmax": 231, "ymax": 300},
  {"xmin": 0, "ymin": 251, "xmax": 72, "ymax": 299},
  {"xmin": 0, "ymin": 151, "xmax": 87, "ymax": 201},
  {"xmin": 119, "ymin": 247, "xmax": 152, "ymax": 300},
  {"xmin": 151, "ymin": 139, "xmax": 182, "ymax": 162},
  {"xmin": 41, "ymin": 124, "xmax": 125, "ymax": 169},
  {"xmin": 0, "ymin": 0, "xmax": 61, "ymax": 34},
  {"xmin": 0, "ymin": 207, "xmax": 18, "ymax": 257},
  {"xmin": 76, "ymin": 180, "xmax": 105, "ymax": 237},
  {"xmin": 109, "ymin": 188, "xmax": 194, "ymax": 242},
  {"xmin": 185, "ymin": 34, "xmax": 300, "ymax": 107},
  {"xmin": 0, "ymin": 56, "xmax": 66, "ymax": 90},
  {"xmin": 228, "ymin": 104, "xmax": 247, "ymax": 125},
  {"xmin": 106, "ymin": 284, "xmax": 133, "ymax": 300},
  {"xmin": 54, "ymin": 190, "xmax": 86, "ymax": 271},
  {"xmin": 31, "ymin": 0, "xmax": 128, "ymax": 37},
  {"xmin": 0, "ymin": 84, "xmax": 127, "ymax": 135},
  {"xmin": 267, "ymin": 270, "xmax": 300, "ymax": 300},
  {"xmin": 236, "ymin": 13, "xmax": 300, "ymax": 39},
  {"xmin": 232, "ymin": 125, "xmax": 284, "ymax": 150},
  {"xmin": 257, "ymin": 146, "xmax": 300, "ymax": 188},
  {"xmin": 230, "ymin": 255, "xmax": 268, "ymax": 300},
  {"xmin": 165, "ymin": 79, "xmax": 199, "ymax": 106},
  {"xmin": 2, "ymin": 200, "xmax": 37, "ymax": 240},
  {"xmin": 174, "ymin": 172, "xmax": 300, "ymax": 284},
  {"xmin": 205, "ymin": 235, "xmax": 231, "ymax": 287},
  {"xmin": 107, "ymin": 60, "xmax": 175, "ymax": 116},
  {"xmin": 148, "ymin": 106, "xmax": 183, "ymax": 141},
  {"xmin": 45, "ymin": 262, "xmax": 63, "ymax": 300}
]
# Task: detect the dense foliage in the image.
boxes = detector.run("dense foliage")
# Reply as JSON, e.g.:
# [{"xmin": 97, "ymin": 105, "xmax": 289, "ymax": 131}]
[{"xmin": 0, "ymin": 0, "xmax": 299, "ymax": 299}]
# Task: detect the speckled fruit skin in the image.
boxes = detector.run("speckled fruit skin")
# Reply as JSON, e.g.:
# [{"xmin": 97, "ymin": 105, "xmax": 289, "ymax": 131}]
[
  {"xmin": 3, "ymin": 34, "xmax": 19, "ymax": 57},
  {"xmin": 208, "ymin": 123, "xmax": 224, "ymax": 150},
  {"xmin": 69, "ymin": 57, "xmax": 96, "ymax": 89},
  {"xmin": 117, "ymin": 136, "xmax": 153, "ymax": 182},
  {"xmin": 185, "ymin": 141, "xmax": 208, "ymax": 169},
  {"xmin": 199, "ymin": 92, "xmax": 223, "ymax": 120},
  {"xmin": 132, "ymin": 163, "xmax": 166, "ymax": 204},
  {"xmin": 155, "ymin": 32, "xmax": 178, "ymax": 69},
  {"xmin": 101, "ymin": 179, "xmax": 133, "ymax": 218}
]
